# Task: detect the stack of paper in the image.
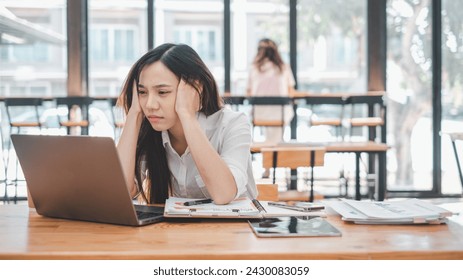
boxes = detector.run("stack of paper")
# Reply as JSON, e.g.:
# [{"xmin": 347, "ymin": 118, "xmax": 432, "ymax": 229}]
[{"xmin": 326, "ymin": 199, "xmax": 453, "ymax": 224}]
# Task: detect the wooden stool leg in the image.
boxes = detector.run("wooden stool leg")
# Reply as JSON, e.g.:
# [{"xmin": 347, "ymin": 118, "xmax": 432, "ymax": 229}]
[
  {"xmin": 272, "ymin": 151, "xmax": 278, "ymax": 185},
  {"xmin": 309, "ymin": 150, "xmax": 315, "ymax": 202}
]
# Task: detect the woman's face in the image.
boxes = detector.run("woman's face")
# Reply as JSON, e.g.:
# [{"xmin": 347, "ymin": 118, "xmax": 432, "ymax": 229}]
[{"xmin": 138, "ymin": 61, "xmax": 180, "ymax": 131}]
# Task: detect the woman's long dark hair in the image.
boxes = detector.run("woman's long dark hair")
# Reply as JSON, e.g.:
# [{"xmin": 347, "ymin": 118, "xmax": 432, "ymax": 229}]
[
  {"xmin": 119, "ymin": 43, "xmax": 223, "ymax": 203},
  {"xmin": 254, "ymin": 38, "xmax": 284, "ymax": 72}
]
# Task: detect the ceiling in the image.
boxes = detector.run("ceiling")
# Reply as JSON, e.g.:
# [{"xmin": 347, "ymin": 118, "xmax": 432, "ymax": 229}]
[{"xmin": 0, "ymin": 6, "xmax": 65, "ymax": 45}]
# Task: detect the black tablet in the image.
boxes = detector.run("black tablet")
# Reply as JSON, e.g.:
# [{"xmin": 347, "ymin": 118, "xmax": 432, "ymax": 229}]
[{"xmin": 248, "ymin": 216, "xmax": 342, "ymax": 237}]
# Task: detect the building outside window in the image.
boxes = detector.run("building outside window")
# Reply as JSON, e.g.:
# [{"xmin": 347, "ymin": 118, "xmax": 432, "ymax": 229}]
[
  {"xmin": 155, "ymin": 0, "xmax": 224, "ymax": 92},
  {"xmin": 230, "ymin": 0, "xmax": 289, "ymax": 95},
  {"xmin": 88, "ymin": 0, "xmax": 147, "ymax": 97}
]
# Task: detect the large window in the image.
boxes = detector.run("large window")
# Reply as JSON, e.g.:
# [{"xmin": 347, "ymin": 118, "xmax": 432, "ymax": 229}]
[
  {"xmin": 90, "ymin": 27, "xmax": 137, "ymax": 63},
  {"xmin": 1, "ymin": 0, "xmax": 461, "ymax": 197},
  {"xmin": 297, "ymin": 0, "xmax": 367, "ymax": 92},
  {"xmin": 441, "ymin": 0, "xmax": 463, "ymax": 195},
  {"xmin": 0, "ymin": 0, "xmax": 67, "ymax": 97},
  {"xmin": 155, "ymin": 0, "xmax": 224, "ymax": 92},
  {"xmin": 174, "ymin": 26, "xmax": 221, "ymax": 62},
  {"xmin": 88, "ymin": 0, "xmax": 147, "ymax": 97},
  {"xmin": 230, "ymin": 0, "xmax": 290, "ymax": 95},
  {"xmin": 386, "ymin": 0, "xmax": 433, "ymax": 191}
]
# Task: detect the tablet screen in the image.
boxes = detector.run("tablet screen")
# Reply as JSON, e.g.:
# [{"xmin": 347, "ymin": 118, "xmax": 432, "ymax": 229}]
[{"xmin": 248, "ymin": 216, "xmax": 342, "ymax": 237}]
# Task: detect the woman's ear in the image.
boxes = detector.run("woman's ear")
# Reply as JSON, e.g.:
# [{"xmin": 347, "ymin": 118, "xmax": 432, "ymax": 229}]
[{"xmin": 194, "ymin": 80, "xmax": 203, "ymax": 95}]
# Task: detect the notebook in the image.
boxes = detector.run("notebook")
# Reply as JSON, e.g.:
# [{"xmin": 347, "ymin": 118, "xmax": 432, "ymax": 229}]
[
  {"xmin": 11, "ymin": 134, "xmax": 164, "ymax": 226},
  {"xmin": 164, "ymin": 197, "xmax": 326, "ymax": 218}
]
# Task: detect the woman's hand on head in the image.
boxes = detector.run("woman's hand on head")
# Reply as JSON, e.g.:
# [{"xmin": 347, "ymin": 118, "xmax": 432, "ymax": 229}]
[
  {"xmin": 128, "ymin": 82, "xmax": 143, "ymax": 115},
  {"xmin": 175, "ymin": 79, "xmax": 201, "ymax": 120}
]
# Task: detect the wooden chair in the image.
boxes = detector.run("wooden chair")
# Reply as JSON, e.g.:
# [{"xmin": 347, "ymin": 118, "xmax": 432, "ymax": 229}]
[
  {"xmin": 4, "ymin": 98, "xmax": 44, "ymax": 132},
  {"xmin": 109, "ymin": 97, "xmax": 125, "ymax": 140},
  {"xmin": 247, "ymin": 96, "xmax": 293, "ymax": 141},
  {"xmin": 56, "ymin": 96, "xmax": 93, "ymax": 135},
  {"xmin": 261, "ymin": 146, "xmax": 326, "ymax": 202},
  {"xmin": 256, "ymin": 183, "xmax": 279, "ymax": 201},
  {"xmin": 4, "ymin": 97, "xmax": 44, "ymax": 199}
]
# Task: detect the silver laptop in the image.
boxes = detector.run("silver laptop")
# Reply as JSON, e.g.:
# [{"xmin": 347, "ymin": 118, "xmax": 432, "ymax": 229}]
[{"xmin": 11, "ymin": 134, "xmax": 164, "ymax": 226}]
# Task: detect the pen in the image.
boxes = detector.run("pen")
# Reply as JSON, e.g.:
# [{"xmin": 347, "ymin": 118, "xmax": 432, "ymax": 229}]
[
  {"xmin": 183, "ymin": 198, "xmax": 213, "ymax": 206},
  {"xmin": 252, "ymin": 199, "xmax": 267, "ymax": 213},
  {"xmin": 267, "ymin": 202, "xmax": 324, "ymax": 212}
]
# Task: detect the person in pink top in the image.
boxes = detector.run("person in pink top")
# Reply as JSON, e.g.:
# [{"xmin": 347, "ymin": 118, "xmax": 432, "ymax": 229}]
[{"xmin": 246, "ymin": 38, "xmax": 296, "ymax": 177}]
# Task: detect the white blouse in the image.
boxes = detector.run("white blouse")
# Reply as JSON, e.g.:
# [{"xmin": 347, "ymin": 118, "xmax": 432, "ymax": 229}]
[{"xmin": 140, "ymin": 108, "xmax": 257, "ymax": 200}]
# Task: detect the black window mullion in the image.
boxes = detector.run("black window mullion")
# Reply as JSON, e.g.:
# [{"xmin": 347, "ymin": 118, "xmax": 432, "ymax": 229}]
[
  {"xmin": 224, "ymin": 0, "xmax": 231, "ymax": 93},
  {"xmin": 432, "ymin": 0, "xmax": 442, "ymax": 195},
  {"xmin": 148, "ymin": 0, "xmax": 154, "ymax": 50}
]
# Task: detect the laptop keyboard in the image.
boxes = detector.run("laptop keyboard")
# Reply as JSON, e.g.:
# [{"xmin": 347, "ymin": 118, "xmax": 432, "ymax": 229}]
[{"xmin": 136, "ymin": 211, "xmax": 163, "ymax": 220}]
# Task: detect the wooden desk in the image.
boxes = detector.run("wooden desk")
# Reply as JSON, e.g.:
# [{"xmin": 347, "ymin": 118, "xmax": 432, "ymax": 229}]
[
  {"xmin": 252, "ymin": 141, "xmax": 388, "ymax": 200},
  {"xmin": 1, "ymin": 205, "xmax": 463, "ymax": 260}
]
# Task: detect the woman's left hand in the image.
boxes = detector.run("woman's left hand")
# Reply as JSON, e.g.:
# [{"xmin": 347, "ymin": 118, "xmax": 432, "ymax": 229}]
[{"xmin": 175, "ymin": 79, "xmax": 201, "ymax": 120}]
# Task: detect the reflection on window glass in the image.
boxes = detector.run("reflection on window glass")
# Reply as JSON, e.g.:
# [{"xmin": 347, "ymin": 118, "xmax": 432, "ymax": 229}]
[
  {"xmin": 155, "ymin": 0, "xmax": 224, "ymax": 92},
  {"xmin": 12, "ymin": 43, "xmax": 48, "ymax": 62},
  {"xmin": 90, "ymin": 29, "xmax": 109, "ymax": 62},
  {"xmin": 114, "ymin": 30, "xmax": 135, "ymax": 61},
  {"xmin": 30, "ymin": 86, "xmax": 48, "ymax": 96},
  {"xmin": 441, "ymin": 0, "xmax": 463, "ymax": 194},
  {"xmin": 297, "ymin": 0, "xmax": 366, "ymax": 92},
  {"xmin": 231, "ymin": 0, "xmax": 289, "ymax": 95},
  {"xmin": 172, "ymin": 27, "xmax": 220, "ymax": 62},
  {"xmin": 0, "ymin": 0, "xmax": 67, "ymax": 97},
  {"xmin": 89, "ymin": 0, "xmax": 147, "ymax": 97},
  {"xmin": 387, "ymin": 0, "xmax": 432, "ymax": 191}
]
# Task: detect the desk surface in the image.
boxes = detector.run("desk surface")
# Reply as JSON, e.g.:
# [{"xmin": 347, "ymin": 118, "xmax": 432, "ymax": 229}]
[
  {"xmin": 1, "ymin": 205, "xmax": 463, "ymax": 260},
  {"xmin": 251, "ymin": 141, "xmax": 388, "ymax": 153},
  {"xmin": 293, "ymin": 91, "xmax": 385, "ymax": 98}
]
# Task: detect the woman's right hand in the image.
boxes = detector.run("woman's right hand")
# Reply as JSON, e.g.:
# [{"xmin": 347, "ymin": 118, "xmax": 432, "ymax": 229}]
[{"xmin": 117, "ymin": 80, "xmax": 144, "ymax": 197}]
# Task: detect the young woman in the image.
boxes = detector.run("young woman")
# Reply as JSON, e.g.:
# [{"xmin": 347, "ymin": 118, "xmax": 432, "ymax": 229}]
[
  {"xmin": 247, "ymin": 38, "xmax": 296, "ymax": 143},
  {"xmin": 117, "ymin": 43, "xmax": 257, "ymax": 205},
  {"xmin": 247, "ymin": 38, "xmax": 296, "ymax": 177}
]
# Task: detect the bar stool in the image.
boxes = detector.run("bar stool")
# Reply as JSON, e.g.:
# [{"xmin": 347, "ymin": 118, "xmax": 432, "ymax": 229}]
[
  {"xmin": 309, "ymin": 103, "xmax": 345, "ymax": 141},
  {"xmin": 247, "ymin": 96, "xmax": 293, "ymax": 142},
  {"xmin": 347, "ymin": 102, "xmax": 385, "ymax": 142},
  {"xmin": 56, "ymin": 96, "xmax": 94, "ymax": 135},
  {"xmin": 4, "ymin": 97, "xmax": 44, "ymax": 200}
]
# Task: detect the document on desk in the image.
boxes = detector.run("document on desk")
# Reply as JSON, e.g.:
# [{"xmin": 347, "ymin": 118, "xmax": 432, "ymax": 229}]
[
  {"xmin": 325, "ymin": 198, "xmax": 453, "ymax": 224},
  {"xmin": 164, "ymin": 197, "xmax": 326, "ymax": 219}
]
